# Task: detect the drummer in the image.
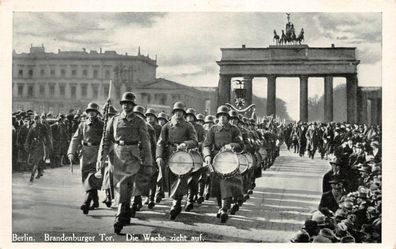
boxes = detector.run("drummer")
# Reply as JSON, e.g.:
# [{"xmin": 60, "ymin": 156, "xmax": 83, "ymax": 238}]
[
  {"xmin": 202, "ymin": 105, "xmax": 244, "ymax": 223},
  {"xmin": 156, "ymin": 101, "xmax": 198, "ymax": 220},
  {"xmin": 185, "ymin": 108, "xmax": 206, "ymax": 207}
]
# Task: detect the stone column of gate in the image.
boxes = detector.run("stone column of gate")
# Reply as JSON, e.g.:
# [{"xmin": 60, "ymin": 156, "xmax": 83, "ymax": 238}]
[
  {"xmin": 267, "ymin": 75, "xmax": 276, "ymax": 116},
  {"xmin": 243, "ymin": 76, "xmax": 253, "ymax": 106},
  {"xmin": 324, "ymin": 76, "xmax": 334, "ymax": 122},
  {"xmin": 299, "ymin": 75, "xmax": 308, "ymax": 122},
  {"xmin": 346, "ymin": 74, "xmax": 358, "ymax": 124},
  {"xmin": 370, "ymin": 98, "xmax": 379, "ymax": 125},
  {"xmin": 217, "ymin": 74, "xmax": 232, "ymax": 106}
]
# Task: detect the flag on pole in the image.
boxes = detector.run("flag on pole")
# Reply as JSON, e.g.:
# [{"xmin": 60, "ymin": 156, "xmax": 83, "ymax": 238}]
[{"xmin": 107, "ymin": 80, "xmax": 118, "ymax": 103}]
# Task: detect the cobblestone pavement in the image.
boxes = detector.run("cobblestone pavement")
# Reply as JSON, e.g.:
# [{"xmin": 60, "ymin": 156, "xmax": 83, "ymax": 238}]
[{"xmin": 12, "ymin": 147, "xmax": 329, "ymax": 242}]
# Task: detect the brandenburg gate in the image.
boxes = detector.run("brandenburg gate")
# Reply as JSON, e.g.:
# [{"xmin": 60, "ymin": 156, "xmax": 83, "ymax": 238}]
[{"xmin": 216, "ymin": 44, "xmax": 360, "ymax": 123}]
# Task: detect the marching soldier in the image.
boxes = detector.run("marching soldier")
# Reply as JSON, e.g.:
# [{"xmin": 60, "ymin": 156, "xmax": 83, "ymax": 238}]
[
  {"xmin": 67, "ymin": 103, "xmax": 104, "ymax": 215},
  {"xmin": 24, "ymin": 114, "xmax": 51, "ymax": 183},
  {"xmin": 196, "ymin": 113, "xmax": 205, "ymax": 126},
  {"xmin": 202, "ymin": 105, "xmax": 244, "ymax": 223},
  {"xmin": 156, "ymin": 101, "xmax": 198, "ymax": 220},
  {"xmin": 50, "ymin": 114, "xmax": 69, "ymax": 167},
  {"xmin": 157, "ymin": 112, "xmax": 168, "ymax": 126},
  {"xmin": 132, "ymin": 105, "xmax": 157, "ymax": 210},
  {"xmin": 185, "ymin": 108, "xmax": 206, "ymax": 207},
  {"xmin": 101, "ymin": 104, "xmax": 118, "ymax": 208},
  {"xmin": 97, "ymin": 92, "xmax": 153, "ymax": 234}
]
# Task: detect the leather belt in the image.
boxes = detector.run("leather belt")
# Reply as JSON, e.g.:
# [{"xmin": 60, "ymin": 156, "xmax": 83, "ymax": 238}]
[
  {"xmin": 83, "ymin": 142, "xmax": 99, "ymax": 146},
  {"xmin": 115, "ymin": 140, "xmax": 139, "ymax": 146}
]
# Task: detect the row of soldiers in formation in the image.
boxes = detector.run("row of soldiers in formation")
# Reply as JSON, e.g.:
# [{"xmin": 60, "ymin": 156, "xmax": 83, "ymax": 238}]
[{"xmin": 13, "ymin": 92, "xmax": 281, "ymax": 234}]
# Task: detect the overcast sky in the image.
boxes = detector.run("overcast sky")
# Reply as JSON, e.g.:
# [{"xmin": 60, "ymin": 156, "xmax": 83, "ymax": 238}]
[{"xmin": 13, "ymin": 12, "xmax": 381, "ymax": 120}]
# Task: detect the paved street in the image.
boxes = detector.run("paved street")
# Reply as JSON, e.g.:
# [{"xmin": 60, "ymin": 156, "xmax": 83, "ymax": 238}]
[{"xmin": 12, "ymin": 147, "xmax": 330, "ymax": 242}]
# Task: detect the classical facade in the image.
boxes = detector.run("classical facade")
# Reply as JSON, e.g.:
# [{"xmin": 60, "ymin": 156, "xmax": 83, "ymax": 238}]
[{"xmin": 12, "ymin": 45, "xmax": 215, "ymax": 115}]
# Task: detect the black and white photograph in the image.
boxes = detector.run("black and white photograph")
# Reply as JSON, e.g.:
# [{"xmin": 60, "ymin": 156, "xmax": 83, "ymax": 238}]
[{"xmin": 2, "ymin": 3, "xmax": 394, "ymax": 245}]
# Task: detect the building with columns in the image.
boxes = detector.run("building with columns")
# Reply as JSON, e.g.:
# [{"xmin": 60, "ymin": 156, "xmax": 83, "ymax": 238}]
[
  {"xmin": 12, "ymin": 45, "xmax": 216, "ymax": 115},
  {"xmin": 216, "ymin": 44, "xmax": 370, "ymax": 124}
]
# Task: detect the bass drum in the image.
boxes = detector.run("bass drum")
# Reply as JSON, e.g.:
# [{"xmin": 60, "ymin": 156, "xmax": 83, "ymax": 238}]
[
  {"xmin": 237, "ymin": 153, "xmax": 249, "ymax": 174},
  {"xmin": 190, "ymin": 150, "xmax": 203, "ymax": 172},
  {"xmin": 168, "ymin": 151, "xmax": 194, "ymax": 176},
  {"xmin": 212, "ymin": 150, "xmax": 239, "ymax": 178}
]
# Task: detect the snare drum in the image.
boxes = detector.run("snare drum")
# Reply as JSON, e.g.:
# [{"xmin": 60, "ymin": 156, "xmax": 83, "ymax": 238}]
[
  {"xmin": 168, "ymin": 151, "xmax": 195, "ymax": 176},
  {"xmin": 237, "ymin": 153, "xmax": 249, "ymax": 174},
  {"xmin": 244, "ymin": 152, "xmax": 254, "ymax": 169},
  {"xmin": 212, "ymin": 150, "xmax": 239, "ymax": 178}
]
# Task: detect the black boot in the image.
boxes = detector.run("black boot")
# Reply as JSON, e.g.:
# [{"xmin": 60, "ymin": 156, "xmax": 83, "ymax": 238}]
[
  {"xmin": 132, "ymin": 196, "xmax": 143, "ymax": 211},
  {"xmin": 220, "ymin": 209, "xmax": 228, "ymax": 223},
  {"xmin": 230, "ymin": 203, "xmax": 239, "ymax": 215},
  {"xmin": 80, "ymin": 191, "xmax": 93, "ymax": 215},
  {"xmin": 102, "ymin": 189, "xmax": 112, "ymax": 208},
  {"xmin": 90, "ymin": 190, "xmax": 99, "ymax": 210},
  {"xmin": 114, "ymin": 203, "xmax": 131, "ymax": 235},
  {"xmin": 169, "ymin": 199, "xmax": 181, "ymax": 220},
  {"xmin": 155, "ymin": 191, "xmax": 164, "ymax": 203},
  {"xmin": 185, "ymin": 201, "xmax": 194, "ymax": 212}
]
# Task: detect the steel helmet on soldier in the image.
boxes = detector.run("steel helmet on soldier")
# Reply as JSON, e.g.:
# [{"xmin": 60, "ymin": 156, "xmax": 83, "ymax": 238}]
[
  {"xmin": 120, "ymin": 92, "xmax": 136, "ymax": 105},
  {"xmin": 204, "ymin": 115, "xmax": 215, "ymax": 124},
  {"xmin": 133, "ymin": 105, "xmax": 145, "ymax": 116},
  {"xmin": 86, "ymin": 102, "xmax": 100, "ymax": 114},
  {"xmin": 229, "ymin": 110, "xmax": 239, "ymax": 120},
  {"xmin": 216, "ymin": 105, "xmax": 230, "ymax": 118},
  {"xmin": 158, "ymin": 112, "xmax": 168, "ymax": 121},
  {"xmin": 172, "ymin": 101, "xmax": 186, "ymax": 114},
  {"xmin": 196, "ymin": 113, "xmax": 204, "ymax": 122},
  {"xmin": 145, "ymin": 108, "xmax": 157, "ymax": 118},
  {"xmin": 186, "ymin": 108, "xmax": 197, "ymax": 119}
]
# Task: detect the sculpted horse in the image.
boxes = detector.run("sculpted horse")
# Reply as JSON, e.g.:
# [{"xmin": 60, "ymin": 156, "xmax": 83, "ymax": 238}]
[
  {"xmin": 273, "ymin": 30, "xmax": 280, "ymax": 45},
  {"xmin": 296, "ymin": 28, "xmax": 304, "ymax": 44}
]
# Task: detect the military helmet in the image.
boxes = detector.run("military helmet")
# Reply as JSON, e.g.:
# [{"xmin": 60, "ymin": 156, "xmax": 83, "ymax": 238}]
[
  {"xmin": 186, "ymin": 108, "xmax": 197, "ymax": 119},
  {"xmin": 172, "ymin": 101, "xmax": 186, "ymax": 114},
  {"xmin": 204, "ymin": 115, "xmax": 215, "ymax": 124},
  {"xmin": 196, "ymin": 113, "xmax": 204, "ymax": 122},
  {"xmin": 145, "ymin": 108, "xmax": 157, "ymax": 118},
  {"xmin": 229, "ymin": 110, "xmax": 239, "ymax": 120},
  {"xmin": 86, "ymin": 102, "xmax": 100, "ymax": 114},
  {"xmin": 120, "ymin": 92, "xmax": 136, "ymax": 105},
  {"xmin": 133, "ymin": 105, "xmax": 145, "ymax": 116},
  {"xmin": 158, "ymin": 112, "xmax": 168, "ymax": 121},
  {"xmin": 216, "ymin": 105, "xmax": 230, "ymax": 118}
]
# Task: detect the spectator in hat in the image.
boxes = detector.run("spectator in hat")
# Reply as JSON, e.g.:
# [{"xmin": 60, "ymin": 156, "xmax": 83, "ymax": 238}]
[
  {"xmin": 319, "ymin": 176, "xmax": 345, "ymax": 212},
  {"xmin": 290, "ymin": 230, "xmax": 310, "ymax": 243},
  {"xmin": 322, "ymin": 157, "xmax": 346, "ymax": 193}
]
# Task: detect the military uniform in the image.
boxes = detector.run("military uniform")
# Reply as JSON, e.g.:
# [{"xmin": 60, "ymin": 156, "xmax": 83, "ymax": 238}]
[
  {"xmin": 67, "ymin": 103, "xmax": 104, "ymax": 214},
  {"xmin": 185, "ymin": 108, "xmax": 206, "ymax": 210},
  {"xmin": 202, "ymin": 105, "xmax": 243, "ymax": 223},
  {"xmin": 131, "ymin": 106, "xmax": 158, "ymax": 211},
  {"xmin": 98, "ymin": 92, "xmax": 153, "ymax": 234},
  {"xmin": 51, "ymin": 117, "xmax": 69, "ymax": 167},
  {"xmin": 156, "ymin": 102, "xmax": 198, "ymax": 220},
  {"xmin": 24, "ymin": 116, "xmax": 51, "ymax": 182}
]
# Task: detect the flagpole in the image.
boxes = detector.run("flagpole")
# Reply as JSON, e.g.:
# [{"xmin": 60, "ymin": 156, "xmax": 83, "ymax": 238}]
[{"xmin": 96, "ymin": 79, "xmax": 112, "ymax": 179}]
